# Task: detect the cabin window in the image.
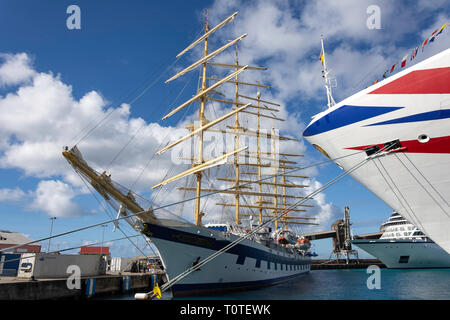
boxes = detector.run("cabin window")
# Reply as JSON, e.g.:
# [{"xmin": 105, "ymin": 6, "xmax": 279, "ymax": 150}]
[
  {"xmin": 399, "ymin": 256, "xmax": 409, "ymax": 264},
  {"xmin": 236, "ymin": 255, "xmax": 245, "ymax": 265},
  {"xmin": 255, "ymin": 260, "xmax": 261, "ymax": 268}
]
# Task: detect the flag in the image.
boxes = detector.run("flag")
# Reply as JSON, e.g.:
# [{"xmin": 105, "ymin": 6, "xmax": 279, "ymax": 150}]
[
  {"xmin": 437, "ymin": 23, "xmax": 447, "ymax": 36},
  {"xmin": 319, "ymin": 50, "xmax": 324, "ymax": 66},
  {"xmin": 422, "ymin": 38, "xmax": 428, "ymax": 52},
  {"xmin": 390, "ymin": 62, "xmax": 397, "ymax": 73},
  {"xmin": 411, "ymin": 47, "xmax": 418, "ymax": 60},
  {"xmin": 401, "ymin": 54, "xmax": 408, "ymax": 68},
  {"xmin": 382, "ymin": 69, "xmax": 388, "ymax": 78},
  {"xmin": 428, "ymin": 28, "xmax": 439, "ymax": 43},
  {"xmin": 373, "ymin": 79, "xmax": 379, "ymax": 85}
]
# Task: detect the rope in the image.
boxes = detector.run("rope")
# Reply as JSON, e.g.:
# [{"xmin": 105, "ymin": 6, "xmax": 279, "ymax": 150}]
[
  {"xmin": 398, "ymin": 153, "xmax": 450, "ymax": 218},
  {"xmin": 138, "ymin": 144, "xmax": 381, "ymax": 299},
  {"xmin": 71, "ymin": 25, "xmax": 204, "ymax": 148},
  {"xmin": 0, "ymin": 234, "xmax": 143, "ymax": 266},
  {"xmin": 75, "ymin": 169, "xmax": 156, "ymax": 258},
  {"xmin": 374, "ymin": 157, "xmax": 426, "ymax": 232},
  {"xmin": 0, "ymin": 149, "xmax": 367, "ymax": 254}
]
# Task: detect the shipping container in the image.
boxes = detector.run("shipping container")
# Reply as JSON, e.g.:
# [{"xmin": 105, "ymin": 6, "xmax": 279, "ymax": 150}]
[
  {"xmin": 0, "ymin": 253, "xmax": 21, "ymax": 276},
  {"xmin": 17, "ymin": 253, "xmax": 107, "ymax": 279},
  {"xmin": 109, "ymin": 257, "xmax": 135, "ymax": 272}
]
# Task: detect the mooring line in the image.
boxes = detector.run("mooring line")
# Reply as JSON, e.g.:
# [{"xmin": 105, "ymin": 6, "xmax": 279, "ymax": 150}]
[
  {"xmin": 0, "ymin": 234, "xmax": 142, "ymax": 266},
  {"xmin": 136, "ymin": 146, "xmax": 388, "ymax": 300},
  {"xmin": 0, "ymin": 149, "xmax": 366, "ymax": 254}
]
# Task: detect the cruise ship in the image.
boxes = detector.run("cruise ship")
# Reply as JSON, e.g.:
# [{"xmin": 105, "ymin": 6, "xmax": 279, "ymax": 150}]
[
  {"xmin": 303, "ymin": 39, "xmax": 450, "ymax": 254},
  {"xmin": 352, "ymin": 212, "xmax": 450, "ymax": 268}
]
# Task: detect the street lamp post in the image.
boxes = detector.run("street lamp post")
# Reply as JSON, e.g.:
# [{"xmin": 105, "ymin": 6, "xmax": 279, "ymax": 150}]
[
  {"xmin": 48, "ymin": 217, "xmax": 56, "ymax": 253},
  {"xmin": 100, "ymin": 224, "xmax": 107, "ymax": 255}
]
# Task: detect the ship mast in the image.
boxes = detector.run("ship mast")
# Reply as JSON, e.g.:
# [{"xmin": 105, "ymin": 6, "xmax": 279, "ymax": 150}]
[
  {"xmin": 154, "ymin": 11, "xmax": 318, "ymax": 229},
  {"xmin": 152, "ymin": 11, "xmax": 249, "ymax": 226},
  {"xmin": 234, "ymin": 44, "xmax": 241, "ymax": 225},
  {"xmin": 320, "ymin": 35, "xmax": 336, "ymax": 109},
  {"xmin": 61, "ymin": 11, "xmax": 320, "ymax": 235},
  {"xmin": 194, "ymin": 11, "xmax": 210, "ymax": 226}
]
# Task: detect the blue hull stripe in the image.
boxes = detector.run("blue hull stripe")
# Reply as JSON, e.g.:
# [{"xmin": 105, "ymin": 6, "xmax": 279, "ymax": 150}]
[
  {"xmin": 303, "ymin": 105, "xmax": 403, "ymax": 137},
  {"xmin": 143, "ymin": 223, "xmax": 310, "ymax": 266},
  {"xmin": 365, "ymin": 109, "xmax": 450, "ymax": 126},
  {"xmin": 171, "ymin": 271, "xmax": 308, "ymax": 297}
]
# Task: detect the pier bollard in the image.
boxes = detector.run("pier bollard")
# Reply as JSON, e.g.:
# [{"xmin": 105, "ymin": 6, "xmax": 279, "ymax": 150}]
[{"xmin": 134, "ymin": 293, "xmax": 149, "ymax": 300}]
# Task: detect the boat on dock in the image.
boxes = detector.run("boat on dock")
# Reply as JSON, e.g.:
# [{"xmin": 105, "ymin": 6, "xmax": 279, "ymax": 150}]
[
  {"xmin": 352, "ymin": 211, "xmax": 450, "ymax": 268},
  {"xmin": 62, "ymin": 11, "xmax": 317, "ymax": 297}
]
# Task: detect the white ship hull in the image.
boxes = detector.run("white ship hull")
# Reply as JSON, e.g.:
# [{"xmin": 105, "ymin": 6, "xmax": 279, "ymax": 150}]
[
  {"xmin": 143, "ymin": 220, "xmax": 311, "ymax": 297},
  {"xmin": 352, "ymin": 239, "xmax": 450, "ymax": 268},
  {"xmin": 303, "ymin": 48, "xmax": 450, "ymax": 253}
]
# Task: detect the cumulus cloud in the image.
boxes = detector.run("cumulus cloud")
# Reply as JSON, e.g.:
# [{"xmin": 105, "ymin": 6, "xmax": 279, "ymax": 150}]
[
  {"xmin": 29, "ymin": 180, "xmax": 84, "ymax": 218},
  {"xmin": 0, "ymin": 187, "xmax": 26, "ymax": 202},
  {"xmin": 206, "ymin": 0, "xmax": 450, "ymax": 105},
  {"xmin": 0, "ymin": 53, "xmax": 36, "ymax": 87},
  {"xmin": 2, "ymin": 1, "xmax": 448, "ymax": 227}
]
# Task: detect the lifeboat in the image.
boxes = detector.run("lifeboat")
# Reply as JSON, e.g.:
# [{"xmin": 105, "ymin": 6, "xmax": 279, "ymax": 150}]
[
  {"xmin": 276, "ymin": 230, "xmax": 296, "ymax": 245},
  {"xmin": 296, "ymin": 237, "xmax": 311, "ymax": 250}
]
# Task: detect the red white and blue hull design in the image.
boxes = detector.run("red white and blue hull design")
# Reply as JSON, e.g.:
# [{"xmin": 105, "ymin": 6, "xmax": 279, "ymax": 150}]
[
  {"xmin": 303, "ymin": 49, "xmax": 450, "ymax": 254},
  {"xmin": 142, "ymin": 220, "xmax": 311, "ymax": 297}
]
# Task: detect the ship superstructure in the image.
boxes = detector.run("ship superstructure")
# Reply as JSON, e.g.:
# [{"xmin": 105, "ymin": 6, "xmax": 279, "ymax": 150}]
[{"xmin": 352, "ymin": 212, "xmax": 450, "ymax": 268}]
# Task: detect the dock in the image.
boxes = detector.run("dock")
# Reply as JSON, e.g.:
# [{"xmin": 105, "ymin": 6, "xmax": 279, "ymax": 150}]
[
  {"xmin": 311, "ymin": 259, "xmax": 386, "ymax": 270},
  {"xmin": 0, "ymin": 271, "xmax": 166, "ymax": 300}
]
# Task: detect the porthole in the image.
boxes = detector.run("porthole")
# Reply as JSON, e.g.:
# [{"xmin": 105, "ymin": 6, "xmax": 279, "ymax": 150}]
[{"xmin": 418, "ymin": 134, "xmax": 430, "ymax": 143}]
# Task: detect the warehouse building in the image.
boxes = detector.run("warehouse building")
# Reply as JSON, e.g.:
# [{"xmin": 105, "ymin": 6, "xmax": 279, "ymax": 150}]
[{"xmin": 0, "ymin": 230, "xmax": 41, "ymax": 276}]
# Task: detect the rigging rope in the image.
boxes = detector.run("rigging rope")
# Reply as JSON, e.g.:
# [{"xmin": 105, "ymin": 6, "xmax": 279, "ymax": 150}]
[
  {"xmin": 0, "ymin": 149, "xmax": 367, "ymax": 254},
  {"xmin": 394, "ymin": 153, "xmax": 450, "ymax": 219},
  {"xmin": 137, "ymin": 143, "xmax": 390, "ymax": 300},
  {"xmin": 71, "ymin": 26, "xmax": 204, "ymax": 148},
  {"xmin": 0, "ymin": 234, "xmax": 143, "ymax": 266},
  {"xmin": 75, "ymin": 168, "xmax": 157, "ymax": 258},
  {"xmin": 373, "ymin": 157, "xmax": 426, "ymax": 232}
]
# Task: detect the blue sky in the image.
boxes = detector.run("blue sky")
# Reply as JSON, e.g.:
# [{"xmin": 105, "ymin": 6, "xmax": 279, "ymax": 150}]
[{"xmin": 1, "ymin": 0, "xmax": 449, "ymax": 258}]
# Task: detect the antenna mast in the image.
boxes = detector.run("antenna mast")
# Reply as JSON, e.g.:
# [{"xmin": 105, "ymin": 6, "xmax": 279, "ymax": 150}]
[{"xmin": 320, "ymin": 35, "xmax": 336, "ymax": 109}]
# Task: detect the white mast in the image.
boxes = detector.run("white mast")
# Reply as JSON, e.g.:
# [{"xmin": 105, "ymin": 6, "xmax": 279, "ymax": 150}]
[{"xmin": 320, "ymin": 35, "xmax": 336, "ymax": 109}]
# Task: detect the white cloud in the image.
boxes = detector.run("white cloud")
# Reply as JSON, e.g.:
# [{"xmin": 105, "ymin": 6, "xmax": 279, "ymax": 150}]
[
  {"xmin": 0, "ymin": 53, "xmax": 36, "ymax": 87},
  {"xmin": 29, "ymin": 180, "xmax": 83, "ymax": 218},
  {"xmin": 0, "ymin": 187, "xmax": 26, "ymax": 202},
  {"xmin": 2, "ymin": 1, "xmax": 447, "ymax": 227}
]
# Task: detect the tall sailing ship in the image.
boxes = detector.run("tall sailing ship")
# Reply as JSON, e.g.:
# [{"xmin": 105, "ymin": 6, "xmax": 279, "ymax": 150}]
[
  {"xmin": 303, "ymin": 36, "xmax": 450, "ymax": 254},
  {"xmin": 62, "ymin": 11, "xmax": 316, "ymax": 297}
]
